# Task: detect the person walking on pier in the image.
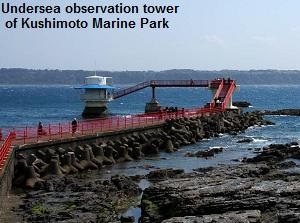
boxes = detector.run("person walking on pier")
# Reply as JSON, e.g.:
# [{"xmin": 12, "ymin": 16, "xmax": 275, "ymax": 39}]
[
  {"xmin": 37, "ymin": 121, "xmax": 46, "ymax": 136},
  {"xmin": 72, "ymin": 118, "xmax": 78, "ymax": 135}
]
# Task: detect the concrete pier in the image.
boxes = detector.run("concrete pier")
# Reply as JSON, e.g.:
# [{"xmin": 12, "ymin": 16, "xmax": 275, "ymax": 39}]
[
  {"xmin": 82, "ymin": 106, "xmax": 108, "ymax": 118},
  {"xmin": 0, "ymin": 109, "xmax": 276, "ymax": 222},
  {"xmin": 145, "ymin": 86, "xmax": 161, "ymax": 113}
]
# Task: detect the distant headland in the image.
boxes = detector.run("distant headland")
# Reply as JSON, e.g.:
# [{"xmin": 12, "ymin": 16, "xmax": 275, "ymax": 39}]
[{"xmin": 1, "ymin": 68, "xmax": 300, "ymax": 85}]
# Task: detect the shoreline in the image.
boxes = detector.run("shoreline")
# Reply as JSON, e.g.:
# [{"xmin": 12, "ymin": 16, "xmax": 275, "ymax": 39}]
[
  {"xmin": 141, "ymin": 142, "xmax": 300, "ymax": 223},
  {"xmin": 1, "ymin": 110, "xmax": 277, "ymax": 222}
]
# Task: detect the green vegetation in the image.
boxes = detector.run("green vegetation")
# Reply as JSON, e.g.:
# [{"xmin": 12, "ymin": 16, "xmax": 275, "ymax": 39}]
[
  {"xmin": 31, "ymin": 201, "xmax": 77, "ymax": 216},
  {"xmin": 1, "ymin": 68, "xmax": 300, "ymax": 85},
  {"xmin": 31, "ymin": 203, "xmax": 47, "ymax": 215},
  {"xmin": 142, "ymin": 199, "xmax": 159, "ymax": 214}
]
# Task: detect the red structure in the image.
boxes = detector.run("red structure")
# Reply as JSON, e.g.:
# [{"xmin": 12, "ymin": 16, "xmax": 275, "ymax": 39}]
[
  {"xmin": 0, "ymin": 132, "xmax": 16, "ymax": 172},
  {"xmin": 113, "ymin": 80, "xmax": 210, "ymax": 99},
  {"xmin": 0, "ymin": 79, "xmax": 237, "ymax": 168}
]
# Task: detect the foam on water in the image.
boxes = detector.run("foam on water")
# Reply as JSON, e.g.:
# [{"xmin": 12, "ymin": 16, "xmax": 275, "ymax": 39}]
[{"xmin": 253, "ymin": 138, "xmax": 269, "ymax": 143}]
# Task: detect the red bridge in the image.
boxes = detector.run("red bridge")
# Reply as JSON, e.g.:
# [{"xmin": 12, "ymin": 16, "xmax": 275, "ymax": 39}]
[
  {"xmin": 0, "ymin": 79, "xmax": 237, "ymax": 171},
  {"xmin": 113, "ymin": 80, "xmax": 210, "ymax": 99},
  {"xmin": 113, "ymin": 79, "xmax": 236, "ymax": 110}
]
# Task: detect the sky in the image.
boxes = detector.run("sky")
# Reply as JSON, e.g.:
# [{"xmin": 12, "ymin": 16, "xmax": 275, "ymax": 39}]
[{"xmin": 1, "ymin": 0, "xmax": 300, "ymax": 71}]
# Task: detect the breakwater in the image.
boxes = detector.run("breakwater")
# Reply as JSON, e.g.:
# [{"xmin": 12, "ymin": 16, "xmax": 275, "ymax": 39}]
[
  {"xmin": 13, "ymin": 110, "xmax": 273, "ymax": 189},
  {"xmin": 4, "ymin": 110, "xmax": 275, "ymax": 222}
]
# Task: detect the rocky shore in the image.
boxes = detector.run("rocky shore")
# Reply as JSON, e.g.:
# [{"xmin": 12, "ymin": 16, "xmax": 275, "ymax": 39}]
[
  {"xmin": 11, "ymin": 110, "xmax": 275, "ymax": 222},
  {"xmin": 260, "ymin": 109, "xmax": 300, "ymax": 116},
  {"xmin": 232, "ymin": 101, "xmax": 252, "ymax": 107},
  {"xmin": 14, "ymin": 110, "xmax": 273, "ymax": 189},
  {"xmin": 141, "ymin": 142, "xmax": 300, "ymax": 223}
]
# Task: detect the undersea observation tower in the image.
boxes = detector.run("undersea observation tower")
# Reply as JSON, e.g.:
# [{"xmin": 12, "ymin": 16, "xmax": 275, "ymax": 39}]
[{"xmin": 75, "ymin": 75, "xmax": 115, "ymax": 118}]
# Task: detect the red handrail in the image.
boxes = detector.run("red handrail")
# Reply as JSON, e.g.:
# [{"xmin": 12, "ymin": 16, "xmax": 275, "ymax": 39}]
[
  {"xmin": 113, "ymin": 81, "xmax": 150, "ymax": 99},
  {"xmin": 4, "ymin": 107, "xmax": 224, "ymax": 145},
  {"xmin": 0, "ymin": 132, "xmax": 16, "ymax": 170},
  {"xmin": 0, "ymin": 78, "xmax": 237, "ymax": 173},
  {"xmin": 113, "ymin": 80, "xmax": 210, "ymax": 99},
  {"xmin": 0, "ymin": 107, "xmax": 226, "ymax": 171},
  {"xmin": 222, "ymin": 81, "xmax": 236, "ymax": 109},
  {"xmin": 210, "ymin": 79, "xmax": 224, "ymax": 108},
  {"xmin": 3, "ymin": 79, "xmax": 232, "ymax": 145}
]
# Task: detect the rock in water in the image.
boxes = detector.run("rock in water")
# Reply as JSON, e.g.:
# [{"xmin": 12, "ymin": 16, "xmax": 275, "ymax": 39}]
[{"xmin": 160, "ymin": 140, "xmax": 174, "ymax": 153}]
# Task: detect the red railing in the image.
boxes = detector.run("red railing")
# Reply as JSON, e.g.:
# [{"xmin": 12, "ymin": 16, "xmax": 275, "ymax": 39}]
[
  {"xmin": 210, "ymin": 79, "xmax": 224, "ymax": 108},
  {"xmin": 1, "ymin": 79, "xmax": 236, "ymax": 146},
  {"xmin": 113, "ymin": 81, "xmax": 150, "ymax": 99},
  {"xmin": 7, "ymin": 107, "xmax": 223, "ymax": 145},
  {"xmin": 222, "ymin": 80, "xmax": 236, "ymax": 109},
  {"xmin": 149, "ymin": 80, "xmax": 209, "ymax": 87},
  {"xmin": 113, "ymin": 80, "xmax": 210, "ymax": 99},
  {"xmin": 0, "ymin": 132, "xmax": 16, "ymax": 171}
]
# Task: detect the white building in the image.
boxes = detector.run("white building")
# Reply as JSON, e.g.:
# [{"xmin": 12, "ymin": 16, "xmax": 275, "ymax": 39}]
[{"xmin": 75, "ymin": 75, "xmax": 114, "ymax": 117}]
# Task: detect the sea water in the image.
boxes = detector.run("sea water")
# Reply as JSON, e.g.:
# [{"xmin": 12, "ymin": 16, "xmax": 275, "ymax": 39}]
[
  {"xmin": 1, "ymin": 84, "xmax": 300, "ymax": 221},
  {"xmin": 1, "ymin": 84, "xmax": 299, "ymax": 171}
]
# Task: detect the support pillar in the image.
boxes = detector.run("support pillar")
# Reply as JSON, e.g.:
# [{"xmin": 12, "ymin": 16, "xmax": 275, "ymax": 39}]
[
  {"xmin": 82, "ymin": 106, "xmax": 108, "ymax": 118},
  {"xmin": 145, "ymin": 87, "xmax": 161, "ymax": 113}
]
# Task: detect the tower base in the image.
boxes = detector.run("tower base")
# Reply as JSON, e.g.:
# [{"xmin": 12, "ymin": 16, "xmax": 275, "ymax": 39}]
[
  {"xmin": 145, "ymin": 99, "xmax": 161, "ymax": 113},
  {"xmin": 82, "ymin": 106, "xmax": 107, "ymax": 118}
]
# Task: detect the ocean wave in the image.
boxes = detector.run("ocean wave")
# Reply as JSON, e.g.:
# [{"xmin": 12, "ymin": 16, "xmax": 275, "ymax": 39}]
[
  {"xmin": 240, "ymin": 135, "xmax": 269, "ymax": 143},
  {"xmin": 253, "ymin": 138, "xmax": 269, "ymax": 143}
]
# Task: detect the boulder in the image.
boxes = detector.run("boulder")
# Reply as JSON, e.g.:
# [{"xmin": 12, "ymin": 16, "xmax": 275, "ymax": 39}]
[{"xmin": 25, "ymin": 165, "xmax": 44, "ymax": 189}]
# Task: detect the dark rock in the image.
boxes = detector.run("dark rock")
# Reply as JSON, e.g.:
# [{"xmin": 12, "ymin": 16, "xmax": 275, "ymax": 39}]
[
  {"xmin": 185, "ymin": 147, "xmax": 223, "ymax": 158},
  {"xmin": 141, "ymin": 163, "xmax": 299, "ymax": 223},
  {"xmin": 159, "ymin": 139, "xmax": 175, "ymax": 153},
  {"xmin": 232, "ymin": 101, "xmax": 252, "ymax": 107},
  {"xmin": 161, "ymin": 210, "xmax": 261, "ymax": 223},
  {"xmin": 111, "ymin": 175, "xmax": 142, "ymax": 196},
  {"xmin": 277, "ymin": 161, "xmax": 297, "ymax": 169},
  {"xmin": 25, "ymin": 166, "xmax": 44, "ymax": 188},
  {"xmin": 260, "ymin": 109, "xmax": 300, "ymax": 116},
  {"xmin": 147, "ymin": 169, "xmax": 184, "ymax": 181},
  {"xmin": 142, "ymin": 143, "xmax": 159, "ymax": 155},
  {"xmin": 245, "ymin": 143, "xmax": 300, "ymax": 164},
  {"xmin": 121, "ymin": 215, "xmax": 135, "ymax": 223},
  {"xmin": 237, "ymin": 138, "xmax": 254, "ymax": 143}
]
